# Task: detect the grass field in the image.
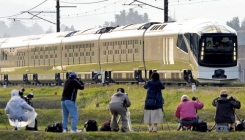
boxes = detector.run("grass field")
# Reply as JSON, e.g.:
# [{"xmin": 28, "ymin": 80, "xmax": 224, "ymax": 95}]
[{"xmin": 0, "ymin": 84, "xmax": 245, "ymax": 140}]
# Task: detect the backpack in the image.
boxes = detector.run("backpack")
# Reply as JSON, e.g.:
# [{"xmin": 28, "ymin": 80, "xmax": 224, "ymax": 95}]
[
  {"xmin": 45, "ymin": 122, "xmax": 63, "ymax": 133},
  {"xmin": 195, "ymin": 121, "xmax": 207, "ymax": 132},
  {"xmin": 84, "ymin": 120, "xmax": 98, "ymax": 131},
  {"xmin": 236, "ymin": 120, "xmax": 245, "ymax": 131},
  {"xmin": 99, "ymin": 120, "xmax": 111, "ymax": 131}
]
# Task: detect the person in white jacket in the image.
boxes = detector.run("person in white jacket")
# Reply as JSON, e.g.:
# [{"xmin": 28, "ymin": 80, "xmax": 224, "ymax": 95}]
[{"xmin": 5, "ymin": 89, "xmax": 37, "ymax": 131}]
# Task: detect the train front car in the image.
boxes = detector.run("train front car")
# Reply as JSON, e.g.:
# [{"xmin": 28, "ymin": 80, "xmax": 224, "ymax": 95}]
[{"xmin": 184, "ymin": 19, "xmax": 239, "ymax": 85}]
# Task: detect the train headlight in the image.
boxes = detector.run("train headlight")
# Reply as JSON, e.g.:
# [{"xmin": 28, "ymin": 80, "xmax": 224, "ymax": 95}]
[
  {"xmin": 201, "ymin": 56, "xmax": 203, "ymax": 60},
  {"xmin": 234, "ymin": 56, "xmax": 236, "ymax": 60}
]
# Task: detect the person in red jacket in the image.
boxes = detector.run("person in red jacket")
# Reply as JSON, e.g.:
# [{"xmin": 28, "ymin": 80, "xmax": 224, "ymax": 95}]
[{"xmin": 175, "ymin": 95, "xmax": 204, "ymax": 130}]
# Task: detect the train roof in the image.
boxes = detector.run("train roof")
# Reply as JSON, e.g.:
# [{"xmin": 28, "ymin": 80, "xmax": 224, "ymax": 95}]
[
  {"xmin": 28, "ymin": 31, "xmax": 72, "ymax": 46},
  {"xmin": 145, "ymin": 18, "xmax": 237, "ymax": 37},
  {"xmin": 177, "ymin": 18, "xmax": 237, "ymax": 34}
]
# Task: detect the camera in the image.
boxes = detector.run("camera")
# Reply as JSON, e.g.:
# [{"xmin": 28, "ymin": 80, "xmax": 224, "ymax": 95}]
[
  {"xmin": 229, "ymin": 96, "xmax": 236, "ymax": 101},
  {"xmin": 192, "ymin": 96, "xmax": 198, "ymax": 101},
  {"xmin": 19, "ymin": 88, "xmax": 34, "ymax": 106}
]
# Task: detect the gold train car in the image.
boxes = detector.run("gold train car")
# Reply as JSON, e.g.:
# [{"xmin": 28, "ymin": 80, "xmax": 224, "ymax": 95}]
[{"xmin": 0, "ymin": 19, "xmax": 239, "ymax": 85}]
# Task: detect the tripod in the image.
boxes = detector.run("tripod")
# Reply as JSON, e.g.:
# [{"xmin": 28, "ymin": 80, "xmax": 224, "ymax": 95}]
[
  {"xmin": 208, "ymin": 112, "xmax": 240, "ymax": 132},
  {"xmin": 0, "ymin": 112, "xmax": 8, "ymax": 130},
  {"xmin": 117, "ymin": 108, "xmax": 133, "ymax": 132}
]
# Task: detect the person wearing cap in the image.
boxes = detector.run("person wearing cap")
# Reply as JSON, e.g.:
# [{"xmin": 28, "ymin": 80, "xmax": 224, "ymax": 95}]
[
  {"xmin": 175, "ymin": 95, "xmax": 204, "ymax": 130},
  {"xmin": 212, "ymin": 90, "xmax": 241, "ymax": 131},
  {"xmin": 5, "ymin": 89, "xmax": 38, "ymax": 131},
  {"xmin": 61, "ymin": 72, "xmax": 84, "ymax": 133},
  {"xmin": 109, "ymin": 88, "xmax": 131, "ymax": 132}
]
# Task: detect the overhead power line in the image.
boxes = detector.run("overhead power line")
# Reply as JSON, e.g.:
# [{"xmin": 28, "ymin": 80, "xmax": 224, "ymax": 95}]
[
  {"xmin": 0, "ymin": 0, "xmax": 47, "ymax": 18},
  {"xmin": 59, "ymin": 0, "xmax": 110, "ymax": 4}
]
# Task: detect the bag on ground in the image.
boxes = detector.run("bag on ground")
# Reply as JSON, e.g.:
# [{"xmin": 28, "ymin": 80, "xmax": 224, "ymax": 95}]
[
  {"xmin": 236, "ymin": 120, "xmax": 245, "ymax": 131},
  {"xmin": 100, "ymin": 120, "xmax": 111, "ymax": 131},
  {"xmin": 45, "ymin": 122, "xmax": 63, "ymax": 133},
  {"xmin": 84, "ymin": 120, "xmax": 98, "ymax": 131},
  {"xmin": 195, "ymin": 121, "xmax": 207, "ymax": 132}
]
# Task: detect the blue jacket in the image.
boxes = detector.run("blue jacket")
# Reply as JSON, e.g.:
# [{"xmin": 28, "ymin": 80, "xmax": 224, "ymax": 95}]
[{"xmin": 144, "ymin": 80, "xmax": 165, "ymax": 110}]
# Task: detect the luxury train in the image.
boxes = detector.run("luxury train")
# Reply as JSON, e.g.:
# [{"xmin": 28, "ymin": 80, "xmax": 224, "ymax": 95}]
[{"xmin": 0, "ymin": 18, "xmax": 239, "ymax": 85}]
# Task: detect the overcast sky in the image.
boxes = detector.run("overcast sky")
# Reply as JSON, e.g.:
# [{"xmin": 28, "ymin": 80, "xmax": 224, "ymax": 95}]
[{"xmin": 0, "ymin": 0, "xmax": 244, "ymax": 31}]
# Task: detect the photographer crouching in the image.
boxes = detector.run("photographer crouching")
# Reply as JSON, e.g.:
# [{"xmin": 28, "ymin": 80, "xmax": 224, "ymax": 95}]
[
  {"xmin": 5, "ymin": 89, "xmax": 38, "ymax": 131},
  {"xmin": 109, "ymin": 88, "xmax": 131, "ymax": 132},
  {"xmin": 212, "ymin": 90, "xmax": 241, "ymax": 131},
  {"xmin": 175, "ymin": 95, "xmax": 204, "ymax": 131}
]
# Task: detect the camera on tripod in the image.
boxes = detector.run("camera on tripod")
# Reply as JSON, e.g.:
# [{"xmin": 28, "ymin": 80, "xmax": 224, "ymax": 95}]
[
  {"xmin": 192, "ymin": 96, "xmax": 198, "ymax": 101},
  {"xmin": 19, "ymin": 88, "xmax": 34, "ymax": 105},
  {"xmin": 229, "ymin": 96, "xmax": 237, "ymax": 101}
]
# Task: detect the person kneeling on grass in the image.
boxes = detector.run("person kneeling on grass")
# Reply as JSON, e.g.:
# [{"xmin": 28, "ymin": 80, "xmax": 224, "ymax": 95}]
[
  {"xmin": 175, "ymin": 95, "xmax": 204, "ymax": 130},
  {"xmin": 109, "ymin": 88, "xmax": 131, "ymax": 132},
  {"xmin": 5, "ymin": 89, "xmax": 38, "ymax": 131},
  {"xmin": 212, "ymin": 90, "xmax": 241, "ymax": 131}
]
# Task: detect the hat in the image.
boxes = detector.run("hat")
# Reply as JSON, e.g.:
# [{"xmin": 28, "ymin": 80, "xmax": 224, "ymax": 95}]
[
  {"xmin": 11, "ymin": 89, "xmax": 19, "ymax": 97},
  {"xmin": 220, "ymin": 90, "xmax": 228, "ymax": 97},
  {"xmin": 181, "ymin": 95, "xmax": 189, "ymax": 101},
  {"xmin": 69, "ymin": 72, "xmax": 77, "ymax": 79}
]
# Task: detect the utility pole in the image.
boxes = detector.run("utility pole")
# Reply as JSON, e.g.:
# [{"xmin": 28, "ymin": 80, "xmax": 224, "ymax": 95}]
[
  {"xmin": 56, "ymin": 0, "xmax": 60, "ymax": 32},
  {"xmin": 56, "ymin": 0, "xmax": 76, "ymax": 32},
  {"xmin": 164, "ymin": 0, "xmax": 168, "ymax": 22}
]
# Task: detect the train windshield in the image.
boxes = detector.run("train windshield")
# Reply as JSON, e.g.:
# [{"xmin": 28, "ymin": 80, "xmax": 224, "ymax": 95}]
[{"xmin": 198, "ymin": 34, "xmax": 237, "ymax": 67}]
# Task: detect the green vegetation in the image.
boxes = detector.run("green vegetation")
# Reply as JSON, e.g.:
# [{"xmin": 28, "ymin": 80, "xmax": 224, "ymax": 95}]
[{"xmin": 0, "ymin": 84, "xmax": 244, "ymax": 139}]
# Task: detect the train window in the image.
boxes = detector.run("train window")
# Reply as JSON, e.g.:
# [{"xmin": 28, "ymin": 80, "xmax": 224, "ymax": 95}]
[
  {"xmin": 135, "ymin": 48, "xmax": 138, "ymax": 53},
  {"xmin": 177, "ymin": 34, "xmax": 188, "ymax": 53},
  {"xmin": 159, "ymin": 25, "xmax": 166, "ymax": 30}
]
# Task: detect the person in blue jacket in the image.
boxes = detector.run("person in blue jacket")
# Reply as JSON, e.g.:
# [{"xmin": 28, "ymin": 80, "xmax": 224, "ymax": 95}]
[{"xmin": 143, "ymin": 72, "xmax": 165, "ymax": 132}]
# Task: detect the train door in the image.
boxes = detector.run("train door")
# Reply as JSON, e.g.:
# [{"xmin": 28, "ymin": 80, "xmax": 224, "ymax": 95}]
[
  {"xmin": 120, "ymin": 40, "xmax": 127, "ymax": 62},
  {"xmin": 114, "ymin": 41, "xmax": 120, "ymax": 62},
  {"xmin": 79, "ymin": 44, "xmax": 85, "ymax": 64},
  {"xmin": 85, "ymin": 43, "xmax": 91, "ymax": 64},
  {"xmin": 100, "ymin": 42, "xmax": 107, "ymax": 63},
  {"xmin": 127, "ymin": 40, "xmax": 134, "ymax": 61},
  {"xmin": 107, "ymin": 41, "xmax": 114, "ymax": 63},
  {"xmin": 91, "ymin": 42, "xmax": 98, "ymax": 63},
  {"xmin": 39, "ymin": 47, "xmax": 44, "ymax": 66},
  {"xmin": 68, "ymin": 44, "xmax": 74, "ymax": 65},
  {"xmin": 74, "ymin": 44, "xmax": 80, "ymax": 64},
  {"xmin": 49, "ymin": 46, "xmax": 56, "ymax": 66},
  {"xmin": 44, "ymin": 46, "xmax": 50, "ymax": 66}
]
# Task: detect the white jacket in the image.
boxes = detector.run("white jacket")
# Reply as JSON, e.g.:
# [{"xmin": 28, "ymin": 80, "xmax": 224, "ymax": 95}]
[{"xmin": 5, "ymin": 89, "xmax": 37, "ymax": 127}]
